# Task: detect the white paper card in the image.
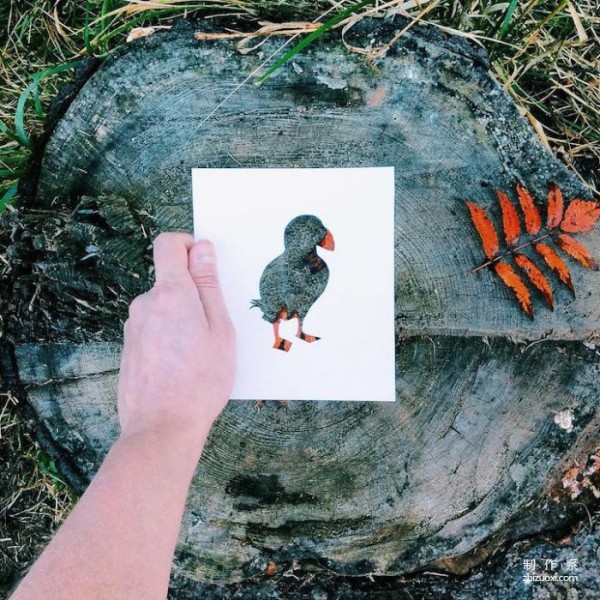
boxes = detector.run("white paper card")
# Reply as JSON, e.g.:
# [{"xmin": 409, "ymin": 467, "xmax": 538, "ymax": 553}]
[{"xmin": 192, "ymin": 167, "xmax": 395, "ymax": 402}]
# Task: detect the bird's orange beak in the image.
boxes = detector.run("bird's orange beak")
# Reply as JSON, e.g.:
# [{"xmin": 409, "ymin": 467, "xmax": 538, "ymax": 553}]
[{"xmin": 318, "ymin": 230, "xmax": 335, "ymax": 251}]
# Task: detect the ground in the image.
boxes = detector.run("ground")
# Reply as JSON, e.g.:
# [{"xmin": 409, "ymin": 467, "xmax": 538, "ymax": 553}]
[{"xmin": 0, "ymin": 1, "xmax": 599, "ymax": 598}]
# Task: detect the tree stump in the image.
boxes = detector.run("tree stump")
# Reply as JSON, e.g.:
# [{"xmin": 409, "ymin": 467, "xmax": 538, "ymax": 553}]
[{"xmin": 2, "ymin": 18, "xmax": 599, "ymax": 595}]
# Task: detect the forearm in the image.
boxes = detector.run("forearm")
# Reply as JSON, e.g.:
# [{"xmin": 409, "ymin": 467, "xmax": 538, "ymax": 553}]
[
  {"xmin": 12, "ymin": 235, "xmax": 235, "ymax": 599},
  {"xmin": 12, "ymin": 419, "xmax": 209, "ymax": 600}
]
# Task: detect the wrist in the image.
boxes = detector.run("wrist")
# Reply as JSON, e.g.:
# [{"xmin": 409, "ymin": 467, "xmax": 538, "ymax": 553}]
[{"xmin": 117, "ymin": 415, "xmax": 213, "ymax": 465}]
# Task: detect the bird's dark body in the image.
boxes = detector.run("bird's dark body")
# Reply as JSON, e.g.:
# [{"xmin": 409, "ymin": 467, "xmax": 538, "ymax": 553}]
[
  {"xmin": 251, "ymin": 215, "xmax": 332, "ymax": 324},
  {"xmin": 256, "ymin": 251, "xmax": 329, "ymax": 323}
]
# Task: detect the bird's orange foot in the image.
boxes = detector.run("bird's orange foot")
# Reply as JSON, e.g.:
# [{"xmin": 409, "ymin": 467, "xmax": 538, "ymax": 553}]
[
  {"xmin": 297, "ymin": 332, "xmax": 320, "ymax": 343},
  {"xmin": 274, "ymin": 337, "xmax": 292, "ymax": 352}
]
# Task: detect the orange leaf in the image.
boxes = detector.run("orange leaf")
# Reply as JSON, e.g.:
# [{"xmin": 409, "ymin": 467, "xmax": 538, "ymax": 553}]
[
  {"xmin": 546, "ymin": 183, "xmax": 564, "ymax": 229},
  {"xmin": 560, "ymin": 199, "xmax": 600, "ymax": 233},
  {"xmin": 516, "ymin": 182, "xmax": 542, "ymax": 235},
  {"xmin": 556, "ymin": 233, "xmax": 599, "ymax": 270},
  {"xmin": 466, "ymin": 201, "xmax": 499, "ymax": 260},
  {"xmin": 514, "ymin": 253, "xmax": 554, "ymax": 310},
  {"xmin": 493, "ymin": 261, "xmax": 533, "ymax": 318},
  {"xmin": 534, "ymin": 242, "xmax": 574, "ymax": 292},
  {"xmin": 497, "ymin": 190, "xmax": 521, "ymax": 245}
]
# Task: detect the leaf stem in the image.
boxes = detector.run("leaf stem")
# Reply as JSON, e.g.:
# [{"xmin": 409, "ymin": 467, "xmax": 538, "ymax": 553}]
[{"xmin": 471, "ymin": 232, "xmax": 552, "ymax": 273}]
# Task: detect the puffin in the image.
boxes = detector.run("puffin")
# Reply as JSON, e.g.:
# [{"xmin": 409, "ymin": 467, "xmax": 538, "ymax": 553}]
[{"xmin": 251, "ymin": 215, "xmax": 335, "ymax": 351}]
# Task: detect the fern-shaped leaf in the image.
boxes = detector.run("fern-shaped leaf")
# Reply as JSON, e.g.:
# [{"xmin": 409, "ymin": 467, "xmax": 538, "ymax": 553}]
[
  {"xmin": 493, "ymin": 261, "xmax": 533, "ymax": 318},
  {"xmin": 516, "ymin": 182, "xmax": 542, "ymax": 235},
  {"xmin": 466, "ymin": 201, "xmax": 499, "ymax": 260},
  {"xmin": 556, "ymin": 234, "xmax": 599, "ymax": 271},
  {"xmin": 514, "ymin": 253, "xmax": 554, "ymax": 310},
  {"xmin": 468, "ymin": 182, "xmax": 599, "ymax": 316},
  {"xmin": 560, "ymin": 199, "xmax": 600, "ymax": 233},
  {"xmin": 534, "ymin": 242, "xmax": 574, "ymax": 293},
  {"xmin": 497, "ymin": 190, "xmax": 521, "ymax": 245},
  {"xmin": 546, "ymin": 183, "xmax": 564, "ymax": 229}
]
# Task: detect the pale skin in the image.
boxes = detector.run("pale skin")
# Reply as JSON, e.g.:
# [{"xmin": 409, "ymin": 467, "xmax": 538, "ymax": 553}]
[{"xmin": 11, "ymin": 232, "xmax": 236, "ymax": 600}]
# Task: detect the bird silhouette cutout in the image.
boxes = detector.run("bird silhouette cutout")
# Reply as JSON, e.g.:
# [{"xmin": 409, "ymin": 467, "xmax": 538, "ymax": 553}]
[{"xmin": 251, "ymin": 215, "xmax": 335, "ymax": 351}]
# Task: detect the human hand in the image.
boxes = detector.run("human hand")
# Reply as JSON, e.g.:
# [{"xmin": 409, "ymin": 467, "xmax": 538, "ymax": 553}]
[{"xmin": 117, "ymin": 233, "xmax": 236, "ymax": 445}]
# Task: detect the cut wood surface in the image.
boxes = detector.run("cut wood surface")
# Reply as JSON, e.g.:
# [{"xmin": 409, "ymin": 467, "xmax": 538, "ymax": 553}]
[{"xmin": 2, "ymin": 18, "xmax": 599, "ymax": 594}]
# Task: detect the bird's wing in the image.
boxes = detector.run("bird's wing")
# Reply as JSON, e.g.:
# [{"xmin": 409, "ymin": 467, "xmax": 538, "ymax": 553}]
[
  {"xmin": 258, "ymin": 254, "xmax": 289, "ymax": 319},
  {"xmin": 285, "ymin": 260, "xmax": 329, "ymax": 318}
]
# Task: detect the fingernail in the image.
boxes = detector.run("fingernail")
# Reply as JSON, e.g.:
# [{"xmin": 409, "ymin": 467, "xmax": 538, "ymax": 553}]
[{"xmin": 194, "ymin": 241, "xmax": 216, "ymax": 263}]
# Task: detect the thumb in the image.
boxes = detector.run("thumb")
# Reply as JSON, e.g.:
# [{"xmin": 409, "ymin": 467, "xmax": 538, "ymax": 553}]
[{"xmin": 189, "ymin": 240, "xmax": 230, "ymax": 328}]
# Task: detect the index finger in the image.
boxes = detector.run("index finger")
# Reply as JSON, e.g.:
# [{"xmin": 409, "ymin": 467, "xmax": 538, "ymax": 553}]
[{"xmin": 152, "ymin": 232, "xmax": 195, "ymax": 286}]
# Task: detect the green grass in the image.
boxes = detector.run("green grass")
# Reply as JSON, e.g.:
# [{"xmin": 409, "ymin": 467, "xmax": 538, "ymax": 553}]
[
  {"xmin": 0, "ymin": 0, "xmax": 598, "ymax": 588},
  {"xmin": 0, "ymin": 391, "xmax": 73, "ymax": 594}
]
